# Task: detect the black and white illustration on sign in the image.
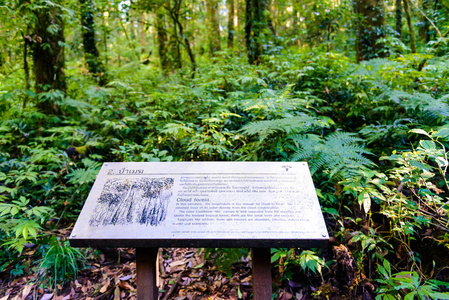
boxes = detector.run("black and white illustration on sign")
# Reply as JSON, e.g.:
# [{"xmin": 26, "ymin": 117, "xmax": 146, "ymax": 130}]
[{"xmin": 89, "ymin": 177, "xmax": 174, "ymax": 227}]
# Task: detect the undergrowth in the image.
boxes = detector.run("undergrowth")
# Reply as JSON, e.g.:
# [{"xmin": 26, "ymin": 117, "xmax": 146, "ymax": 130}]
[{"xmin": 0, "ymin": 50, "xmax": 448, "ymax": 298}]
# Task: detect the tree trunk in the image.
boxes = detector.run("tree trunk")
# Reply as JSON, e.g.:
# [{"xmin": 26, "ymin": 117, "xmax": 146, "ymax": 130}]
[
  {"xmin": 418, "ymin": 0, "xmax": 431, "ymax": 42},
  {"xmin": 168, "ymin": 0, "xmax": 196, "ymax": 76},
  {"xmin": 32, "ymin": 6, "xmax": 66, "ymax": 114},
  {"xmin": 168, "ymin": 1, "xmax": 182, "ymax": 69},
  {"xmin": 22, "ymin": 31, "xmax": 31, "ymax": 109},
  {"xmin": 403, "ymin": 0, "xmax": 417, "ymax": 53},
  {"xmin": 355, "ymin": 0, "xmax": 388, "ymax": 62},
  {"xmin": 395, "ymin": 0, "xmax": 403, "ymax": 37},
  {"xmin": 156, "ymin": 6, "xmax": 170, "ymax": 70},
  {"xmin": 207, "ymin": 0, "xmax": 221, "ymax": 54},
  {"xmin": 140, "ymin": 13, "xmax": 146, "ymax": 54},
  {"xmin": 245, "ymin": 0, "xmax": 263, "ymax": 64},
  {"xmin": 264, "ymin": 0, "xmax": 276, "ymax": 37},
  {"xmin": 80, "ymin": 0, "xmax": 107, "ymax": 85},
  {"xmin": 228, "ymin": 0, "xmax": 235, "ymax": 49}
]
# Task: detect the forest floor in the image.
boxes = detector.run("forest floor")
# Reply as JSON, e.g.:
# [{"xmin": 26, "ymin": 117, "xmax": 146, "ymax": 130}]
[{"xmin": 0, "ymin": 236, "xmax": 369, "ymax": 300}]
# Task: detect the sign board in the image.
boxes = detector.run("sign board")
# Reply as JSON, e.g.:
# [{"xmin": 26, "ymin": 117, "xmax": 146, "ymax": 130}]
[{"xmin": 69, "ymin": 162, "xmax": 329, "ymax": 248}]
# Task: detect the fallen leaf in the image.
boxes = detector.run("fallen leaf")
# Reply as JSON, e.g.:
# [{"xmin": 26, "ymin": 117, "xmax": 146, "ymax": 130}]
[
  {"xmin": 21, "ymin": 284, "xmax": 33, "ymax": 299},
  {"xmin": 119, "ymin": 275, "xmax": 132, "ymax": 281},
  {"xmin": 113, "ymin": 286, "xmax": 120, "ymax": 300},
  {"xmin": 62, "ymin": 293, "xmax": 72, "ymax": 300},
  {"xmin": 194, "ymin": 282, "xmax": 207, "ymax": 292},
  {"xmin": 169, "ymin": 260, "xmax": 187, "ymax": 268},
  {"xmin": 41, "ymin": 293, "xmax": 54, "ymax": 300},
  {"xmin": 193, "ymin": 262, "xmax": 204, "ymax": 269},
  {"xmin": 118, "ymin": 280, "xmax": 134, "ymax": 291},
  {"xmin": 99, "ymin": 278, "xmax": 110, "ymax": 293}
]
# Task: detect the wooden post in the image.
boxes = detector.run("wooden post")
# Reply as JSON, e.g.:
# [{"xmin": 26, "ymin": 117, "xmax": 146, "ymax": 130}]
[
  {"xmin": 252, "ymin": 248, "xmax": 272, "ymax": 300},
  {"xmin": 136, "ymin": 247, "xmax": 159, "ymax": 300}
]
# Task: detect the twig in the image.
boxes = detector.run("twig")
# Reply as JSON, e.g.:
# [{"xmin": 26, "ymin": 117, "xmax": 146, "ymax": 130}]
[{"xmin": 409, "ymin": 0, "xmax": 441, "ymax": 37}]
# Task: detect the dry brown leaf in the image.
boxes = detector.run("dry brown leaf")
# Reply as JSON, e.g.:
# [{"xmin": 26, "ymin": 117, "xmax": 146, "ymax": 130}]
[
  {"xmin": 99, "ymin": 278, "xmax": 111, "ymax": 293},
  {"xmin": 74, "ymin": 280, "xmax": 82, "ymax": 290},
  {"xmin": 118, "ymin": 280, "xmax": 134, "ymax": 291},
  {"xmin": 40, "ymin": 293, "xmax": 54, "ymax": 300},
  {"xmin": 169, "ymin": 260, "xmax": 187, "ymax": 268},
  {"xmin": 21, "ymin": 284, "xmax": 33, "ymax": 299},
  {"xmin": 113, "ymin": 286, "xmax": 120, "ymax": 300},
  {"xmin": 194, "ymin": 282, "xmax": 207, "ymax": 292}
]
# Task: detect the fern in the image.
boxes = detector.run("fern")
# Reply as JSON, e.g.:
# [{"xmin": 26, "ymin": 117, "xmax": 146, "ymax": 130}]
[
  {"xmin": 359, "ymin": 118, "xmax": 414, "ymax": 145},
  {"xmin": 66, "ymin": 167, "xmax": 99, "ymax": 186},
  {"xmin": 379, "ymin": 89, "xmax": 449, "ymax": 124},
  {"xmin": 241, "ymin": 115, "xmax": 334, "ymax": 140},
  {"xmin": 290, "ymin": 132, "xmax": 374, "ymax": 179}
]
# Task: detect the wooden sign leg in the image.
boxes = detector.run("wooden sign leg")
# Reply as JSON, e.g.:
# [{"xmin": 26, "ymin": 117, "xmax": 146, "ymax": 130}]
[
  {"xmin": 136, "ymin": 247, "xmax": 159, "ymax": 300},
  {"xmin": 252, "ymin": 248, "xmax": 272, "ymax": 300}
]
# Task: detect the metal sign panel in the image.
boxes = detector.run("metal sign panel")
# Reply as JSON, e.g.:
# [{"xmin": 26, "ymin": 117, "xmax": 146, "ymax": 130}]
[{"xmin": 69, "ymin": 162, "xmax": 329, "ymax": 248}]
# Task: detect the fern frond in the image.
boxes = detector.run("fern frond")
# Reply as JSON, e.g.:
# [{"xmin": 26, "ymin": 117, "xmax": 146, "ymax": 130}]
[
  {"xmin": 241, "ymin": 115, "xmax": 332, "ymax": 140},
  {"xmin": 66, "ymin": 167, "xmax": 99, "ymax": 185},
  {"xmin": 289, "ymin": 132, "xmax": 374, "ymax": 180},
  {"xmin": 380, "ymin": 89, "xmax": 449, "ymax": 123}
]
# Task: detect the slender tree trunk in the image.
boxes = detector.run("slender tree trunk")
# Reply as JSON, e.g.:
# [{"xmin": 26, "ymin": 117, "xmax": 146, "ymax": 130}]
[
  {"xmin": 355, "ymin": 0, "xmax": 388, "ymax": 62},
  {"xmin": 140, "ymin": 13, "xmax": 146, "ymax": 54},
  {"xmin": 22, "ymin": 31, "xmax": 31, "ymax": 109},
  {"xmin": 403, "ymin": 0, "xmax": 417, "ymax": 53},
  {"xmin": 228, "ymin": 0, "xmax": 235, "ymax": 49},
  {"xmin": 119, "ymin": 16, "xmax": 139, "ymax": 61},
  {"xmin": 156, "ymin": 6, "xmax": 170, "ymax": 70},
  {"xmin": 419, "ymin": 0, "xmax": 431, "ymax": 42},
  {"xmin": 207, "ymin": 0, "xmax": 221, "ymax": 54},
  {"xmin": 246, "ymin": 0, "xmax": 263, "ymax": 64},
  {"xmin": 245, "ymin": 0, "xmax": 253, "ymax": 63},
  {"xmin": 171, "ymin": 3, "xmax": 182, "ymax": 69},
  {"xmin": 103, "ymin": 10, "xmax": 108, "ymax": 68},
  {"xmin": 80, "ymin": 0, "xmax": 107, "ymax": 85},
  {"xmin": 264, "ymin": 0, "xmax": 276, "ymax": 37},
  {"xmin": 32, "ymin": 6, "xmax": 66, "ymax": 114},
  {"xmin": 235, "ymin": 0, "xmax": 241, "ymax": 50},
  {"xmin": 396, "ymin": 0, "xmax": 403, "ymax": 37},
  {"xmin": 168, "ymin": 0, "xmax": 196, "ymax": 76}
]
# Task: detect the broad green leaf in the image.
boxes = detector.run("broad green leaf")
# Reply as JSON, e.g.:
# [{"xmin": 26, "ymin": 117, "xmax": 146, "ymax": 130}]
[
  {"xmin": 410, "ymin": 129, "xmax": 431, "ymax": 137},
  {"xmin": 420, "ymin": 140, "xmax": 436, "ymax": 150}
]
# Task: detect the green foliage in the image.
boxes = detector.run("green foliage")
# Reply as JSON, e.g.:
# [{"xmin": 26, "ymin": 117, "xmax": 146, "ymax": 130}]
[
  {"xmin": 290, "ymin": 132, "xmax": 374, "ymax": 179},
  {"xmin": 37, "ymin": 235, "xmax": 85, "ymax": 290},
  {"xmin": 1, "ymin": 5, "xmax": 449, "ymax": 294},
  {"xmin": 0, "ymin": 196, "xmax": 53, "ymax": 252},
  {"xmin": 271, "ymin": 248, "xmax": 326, "ymax": 283},
  {"xmin": 376, "ymin": 260, "xmax": 449, "ymax": 300},
  {"xmin": 203, "ymin": 248, "xmax": 248, "ymax": 278}
]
